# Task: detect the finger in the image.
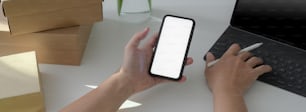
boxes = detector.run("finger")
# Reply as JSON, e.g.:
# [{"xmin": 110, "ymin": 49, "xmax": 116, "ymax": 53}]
[
  {"xmin": 154, "ymin": 75, "xmax": 187, "ymax": 84},
  {"xmin": 145, "ymin": 32, "xmax": 159, "ymax": 50},
  {"xmin": 238, "ymin": 51, "xmax": 253, "ymax": 61},
  {"xmin": 126, "ymin": 27, "xmax": 150, "ymax": 49},
  {"xmin": 224, "ymin": 43, "xmax": 241, "ymax": 56},
  {"xmin": 154, "ymin": 77, "xmax": 171, "ymax": 84},
  {"xmin": 205, "ymin": 52, "xmax": 216, "ymax": 64},
  {"xmin": 253, "ymin": 65, "xmax": 272, "ymax": 77},
  {"xmin": 246, "ymin": 57, "xmax": 263, "ymax": 67},
  {"xmin": 178, "ymin": 76, "xmax": 187, "ymax": 83},
  {"xmin": 154, "ymin": 77, "xmax": 168, "ymax": 84},
  {"xmin": 185, "ymin": 57, "xmax": 193, "ymax": 65}
]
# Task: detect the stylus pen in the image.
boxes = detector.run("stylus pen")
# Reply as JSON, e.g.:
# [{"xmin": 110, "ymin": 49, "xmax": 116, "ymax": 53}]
[{"xmin": 207, "ymin": 42, "xmax": 263, "ymax": 67}]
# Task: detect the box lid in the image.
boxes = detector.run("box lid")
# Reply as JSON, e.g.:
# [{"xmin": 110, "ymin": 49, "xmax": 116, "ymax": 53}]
[
  {"xmin": 0, "ymin": 0, "xmax": 102, "ymax": 35},
  {"xmin": 2, "ymin": 0, "xmax": 102, "ymax": 17}
]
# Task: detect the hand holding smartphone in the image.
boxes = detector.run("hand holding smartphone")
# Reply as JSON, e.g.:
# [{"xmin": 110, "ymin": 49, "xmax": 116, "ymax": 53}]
[{"xmin": 149, "ymin": 15, "xmax": 195, "ymax": 80}]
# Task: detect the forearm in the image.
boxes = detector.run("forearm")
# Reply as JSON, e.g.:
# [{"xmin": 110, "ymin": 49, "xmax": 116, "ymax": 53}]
[
  {"xmin": 213, "ymin": 93, "xmax": 247, "ymax": 112},
  {"xmin": 61, "ymin": 72, "xmax": 134, "ymax": 112}
]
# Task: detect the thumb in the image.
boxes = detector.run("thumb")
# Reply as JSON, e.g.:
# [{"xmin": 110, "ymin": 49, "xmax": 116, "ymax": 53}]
[{"xmin": 205, "ymin": 52, "xmax": 216, "ymax": 65}]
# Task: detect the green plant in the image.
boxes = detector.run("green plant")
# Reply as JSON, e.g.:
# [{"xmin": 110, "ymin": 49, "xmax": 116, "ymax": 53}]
[
  {"xmin": 117, "ymin": 0, "xmax": 152, "ymax": 16},
  {"xmin": 118, "ymin": 0, "xmax": 123, "ymax": 16}
]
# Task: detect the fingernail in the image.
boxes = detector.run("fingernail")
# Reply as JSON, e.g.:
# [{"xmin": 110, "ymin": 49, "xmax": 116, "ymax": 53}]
[
  {"xmin": 204, "ymin": 52, "xmax": 214, "ymax": 61},
  {"xmin": 144, "ymin": 27, "xmax": 149, "ymax": 31},
  {"xmin": 207, "ymin": 52, "xmax": 211, "ymax": 56},
  {"xmin": 207, "ymin": 52, "xmax": 214, "ymax": 58}
]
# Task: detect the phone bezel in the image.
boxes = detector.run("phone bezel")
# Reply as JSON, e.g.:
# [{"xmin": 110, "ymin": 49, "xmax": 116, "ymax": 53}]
[{"xmin": 149, "ymin": 15, "xmax": 196, "ymax": 81}]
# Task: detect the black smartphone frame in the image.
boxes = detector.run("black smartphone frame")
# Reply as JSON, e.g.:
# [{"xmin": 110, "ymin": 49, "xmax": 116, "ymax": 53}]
[{"xmin": 149, "ymin": 15, "xmax": 196, "ymax": 81}]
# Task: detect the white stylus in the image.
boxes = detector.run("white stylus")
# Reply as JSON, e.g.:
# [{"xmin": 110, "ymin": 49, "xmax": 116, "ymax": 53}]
[{"xmin": 207, "ymin": 42, "xmax": 263, "ymax": 67}]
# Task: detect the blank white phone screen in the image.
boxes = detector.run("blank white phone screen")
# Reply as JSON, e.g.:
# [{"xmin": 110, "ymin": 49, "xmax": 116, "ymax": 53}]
[{"xmin": 151, "ymin": 16, "xmax": 194, "ymax": 79}]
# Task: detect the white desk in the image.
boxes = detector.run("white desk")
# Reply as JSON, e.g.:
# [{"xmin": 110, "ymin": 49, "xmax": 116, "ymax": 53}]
[{"xmin": 40, "ymin": 0, "xmax": 306, "ymax": 111}]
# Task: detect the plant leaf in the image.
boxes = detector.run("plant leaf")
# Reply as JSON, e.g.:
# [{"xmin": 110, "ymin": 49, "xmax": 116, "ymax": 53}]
[
  {"xmin": 117, "ymin": 0, "xmax": 123, "ymax": 16},
  {"xmin": 148, "ymin": 0, "xmax": 152, "ymax": 12}
]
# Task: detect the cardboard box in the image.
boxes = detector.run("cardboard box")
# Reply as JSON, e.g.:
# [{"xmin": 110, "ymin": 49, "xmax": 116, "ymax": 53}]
[
  {"xmin": 1, "ymin": 0, "xmax": 102, "ymax": 35},
  {"xmin": 0, "ymin": 51, "xmax": 45, "ymax": 112},
  {"xmin": 0, "ymin": 25, "xmax": 93, "ymax": 65}
]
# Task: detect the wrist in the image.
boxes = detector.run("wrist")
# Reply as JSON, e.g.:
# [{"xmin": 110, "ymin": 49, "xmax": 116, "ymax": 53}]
[
  {"xmin": 115, "ymin": 71, "xmax": 137, "ymax": 95},
  {"xmin": 212, "ymin": 87, "xmax": 244, "ymax": 97},
  {"xmin": 212, "ymin": 90, "xmax": 247, "ymax": 112},
  {"xmin": 97, "ymin": 72, "xmax": 135, "ymax": 98}
]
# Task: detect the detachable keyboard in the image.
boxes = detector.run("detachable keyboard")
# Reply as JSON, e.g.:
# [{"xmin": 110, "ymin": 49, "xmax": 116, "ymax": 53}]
[{"xmin": 205, "ymin": 26, "xmax": 306, "ymax": 97}]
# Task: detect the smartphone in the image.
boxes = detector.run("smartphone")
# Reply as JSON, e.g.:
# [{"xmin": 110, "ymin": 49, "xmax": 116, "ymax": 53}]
[{"xmin": 149, "ymin": 15, "xmax": 195, "ymax": 80}]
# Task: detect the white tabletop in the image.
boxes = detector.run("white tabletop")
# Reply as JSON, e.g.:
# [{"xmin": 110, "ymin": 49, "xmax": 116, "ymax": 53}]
[{"xmin": 40, "ymin": 0, "xmax": 306, "ymax": 111}]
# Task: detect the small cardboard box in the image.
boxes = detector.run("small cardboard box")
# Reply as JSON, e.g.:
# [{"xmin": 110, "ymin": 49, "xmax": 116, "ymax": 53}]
[
  {"xmin": 0, "ymin": 25, "xmax": 93, "ymax": 65},
  {"xmin": 0, "ymin": 51, "xmax": 45, "ymax": 112},
  {"xmin": 1, "ymin": 0, "xmax": 102, "ymax": 35}
]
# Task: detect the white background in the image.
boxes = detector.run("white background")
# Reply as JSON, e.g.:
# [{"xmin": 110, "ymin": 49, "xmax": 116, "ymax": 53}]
[{"xmin": 39, "ymin": 0, "xmax": 306, "ymax": 111}]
